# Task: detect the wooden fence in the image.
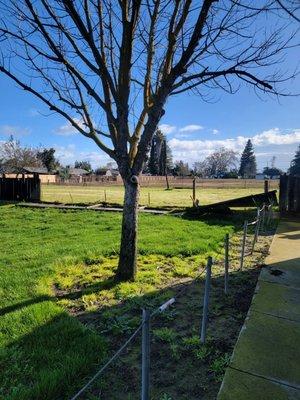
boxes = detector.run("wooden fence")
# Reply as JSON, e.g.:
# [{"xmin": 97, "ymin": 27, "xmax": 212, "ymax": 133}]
[
  {"xmin": 0, "ymin": 175, "xmax": 41, "ymax": 202},
  {"xmin": 279, "ymin": 174, "xmax": 300, "ymax": 213}
]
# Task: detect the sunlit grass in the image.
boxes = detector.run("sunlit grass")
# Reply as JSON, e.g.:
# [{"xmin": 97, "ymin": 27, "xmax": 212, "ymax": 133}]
[
  {"xmin": 0, "ymin": 204, "xmax": 239, "ymax": 400},
  {"xmin": 41, "ymin": 184, "xmax": 267, "ymax": 208}
]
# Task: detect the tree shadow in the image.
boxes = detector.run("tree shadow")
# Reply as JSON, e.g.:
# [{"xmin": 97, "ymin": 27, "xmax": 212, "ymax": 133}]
[
  {"xmin": 0, "ymin": 276, "xmax": 118, "ymax": 317},
  {"xmin": 1, "ymin": 265, "xmax": 262, "ymax": 400}
]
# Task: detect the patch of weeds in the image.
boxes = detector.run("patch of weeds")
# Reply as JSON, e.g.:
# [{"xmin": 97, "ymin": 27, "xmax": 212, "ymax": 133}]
[
  {"xmin": 106, "ymin": 315, "xmax": 139, "ymax": 335},
  {"xmin": 159, "ymin": 394, "xmax": 172, "ymax": 400},
  {"xmin": 209, "ymin": 353, "xmax": 231, "ymax": 382},
  {"xmin": 170, "ymin": 343, "xmax": 181, "ymax": 361},
  {"xmin": 153, "ymin": 327, "xmax": 177, "ymax": 343},
  {"xmin": 194, "ymin": 345, "xmax": 213, "ymax": 361},
  {"xmin": 182, "ymin": 335, "xmax": 200, "ymax": 348},
  {"xmin": 114, "ymin": 281, "xmax": 154, "ymax": 300},
  {"xmin": 182, "ymin": 336, "xmax": 214, "ymax": 361}
]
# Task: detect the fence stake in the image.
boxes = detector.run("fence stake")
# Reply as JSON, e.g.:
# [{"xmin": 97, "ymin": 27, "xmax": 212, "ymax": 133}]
[
  {"xmin": 261, "ymin": 203, "xmax": 266, "ymax": 232},
  {"xmin": 148, "ymin": 192, "xmax": 150, "ymax": 207},
  {"xmin": 240, "ymin": 221, "xmax": 248, "ymax": 270},
  {"xmin": 264, "ymin": 179, "xmax": 269, "ymax": 194},
  {"xmin": 104, "ymin": 190, "xmax": 107, "ymax": 203},
  {"xmin": 224, "ymin": 234, "xmax": 229, "ymax": 295},
  {"xmin": 192, "ymin": 177, "xmax": 196, "ymax": 206},
  {"xmin": 251, "ymin": 209, "xmax": 260, "ymax": 254},
  {"xmin": 141, "ymin": 309, "xmax": 150, "ymax": 400},
  {"xmin": 200, "ymin": 257, "xmax": 212, "ymax": 344}
]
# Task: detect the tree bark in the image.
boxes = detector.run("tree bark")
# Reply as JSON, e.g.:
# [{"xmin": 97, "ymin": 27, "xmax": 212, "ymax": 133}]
[
  {"xmin": 165, "ymin": 173, "xmax": 170, "ymax": 190},
  {"xmin": 116, "ymin": 178, "xmax": 140, "ymax": 281}
]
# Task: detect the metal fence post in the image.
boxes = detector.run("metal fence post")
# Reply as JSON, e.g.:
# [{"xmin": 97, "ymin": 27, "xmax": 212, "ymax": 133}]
[
  {"xmin": 148, "ymin": 192, "xmax": 150, "ymax": 207},
  {"xmin": 104, "ymin": 189, "xmax": 107, "ymax": 203},
  {"xmin": 261, "ymin": 203, "xmax": 266, "ymax": 232},
  {"xmin": 240, "ymin": 221, "xmax": 248, "ymax": 270},
  {"xmin": 224, "ymin": 234, "xmax": 229, "ymax": 295},
  {"xmin": 141, "ymin": 309, "xmax": 150, "ymax": 400},
  {"xmin": 200, "ymin": 257, "xmax": 212, "ymax": 344},
  {"xmin": 251, "ymin": 208, "xmax": 260, "ymax": 254}
]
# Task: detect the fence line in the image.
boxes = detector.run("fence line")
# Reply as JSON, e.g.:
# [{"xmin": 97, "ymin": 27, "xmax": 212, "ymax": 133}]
[{"xmin": 70, "ymin": 202, "xmax": 274, "ymax": 400}]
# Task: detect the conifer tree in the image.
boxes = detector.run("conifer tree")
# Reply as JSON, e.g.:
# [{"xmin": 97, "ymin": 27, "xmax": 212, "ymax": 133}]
[
  {"xmin": 289, "ymin": 145, "xmax": 300, "ymax": 176},
  {"xmin": 239, "ymin": 139, "xmax": 257, "ymax": 178}
]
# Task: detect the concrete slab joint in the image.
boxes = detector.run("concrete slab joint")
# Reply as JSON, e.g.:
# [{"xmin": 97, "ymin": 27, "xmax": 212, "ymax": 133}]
[{"xmin": 218, "ymin": 217, "xmax": 300, "ymax": 400}]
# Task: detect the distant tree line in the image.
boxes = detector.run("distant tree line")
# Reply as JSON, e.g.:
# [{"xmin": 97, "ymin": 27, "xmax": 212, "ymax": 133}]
[{"xmin": 0, "ymin": 136, "xmax": 117, "ymax": 175}]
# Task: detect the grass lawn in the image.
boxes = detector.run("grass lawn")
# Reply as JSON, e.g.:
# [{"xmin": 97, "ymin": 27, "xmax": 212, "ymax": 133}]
[
  {"xmin": 41, "ymin": 184, "xmax": 264, "ymax": 208},
  {"xmin": 0, "ymin": 204, "xmax": 272, "ymax": 400}
]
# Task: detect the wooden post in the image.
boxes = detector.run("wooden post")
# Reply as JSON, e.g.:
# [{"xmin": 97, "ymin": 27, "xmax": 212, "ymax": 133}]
[
  {"xmin": 104, "ymin": 190, "xmax": 107, "ymax": 203},
  {"xmin": 279, "ymin": 174, "xmax": 288, "ymax": 214},
  {"xmin": 224, "ymin": 234, "xmax": 229, "ymax": 295},
  {"xmin": 200, "ymin": 257, "xmax": 212, "ymax": 343},
  {"xmin": 264, "ymin": 179, "xmax": 269, "ymax": 194},
  {"xmin": 192, "ymin": 177, "xmax": 196, "ymax": 206},
  {"xmin": 148, "ymin": 192, "xmax": 150, "ymax": 207}
]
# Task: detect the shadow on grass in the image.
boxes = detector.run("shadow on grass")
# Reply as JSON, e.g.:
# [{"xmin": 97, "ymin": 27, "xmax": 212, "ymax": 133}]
[
  {"xmin": 1, "ymin": 265, "xmax": 262, "ymax": 400},
  {"xmin": 0, "ymin": 277, "xmax": 118, "ymax": 317}
]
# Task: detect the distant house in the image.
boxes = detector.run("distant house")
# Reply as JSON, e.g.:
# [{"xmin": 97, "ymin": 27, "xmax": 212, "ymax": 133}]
[
  {"xmin": 256, "ymin": 173, "xmax": 280, "ymax": 180},
  {"xmin": 95, "ymin": 168, "xmax": 119, "ymax": 178},
  {"xmin": 68, "ymin": 168, "xmax": 90, "ymax": 177},
  {"xmin": 0, "ymin": 166, "xmax": 57, "ymax": 183}
]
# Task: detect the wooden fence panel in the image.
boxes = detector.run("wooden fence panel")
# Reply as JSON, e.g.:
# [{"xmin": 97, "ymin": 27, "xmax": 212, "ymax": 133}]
[
  {"xmin": 279, "ymin": 174, "xmax": 300, "ymax": 213},
  {"xmin": 0, "ymin": 176, "xmax": 41, "ymax": 202}
]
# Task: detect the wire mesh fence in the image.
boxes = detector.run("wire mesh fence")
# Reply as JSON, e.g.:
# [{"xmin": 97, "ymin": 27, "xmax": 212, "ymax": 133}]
[{"xmin": 69, "ymin": 202, "xmax": 275, "ymax": 400}]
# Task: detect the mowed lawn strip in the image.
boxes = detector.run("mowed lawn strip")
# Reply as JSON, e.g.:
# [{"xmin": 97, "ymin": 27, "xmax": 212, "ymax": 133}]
[{"xmin": 0, "ymin": 205, "xmax": 237, "ymax": 400}]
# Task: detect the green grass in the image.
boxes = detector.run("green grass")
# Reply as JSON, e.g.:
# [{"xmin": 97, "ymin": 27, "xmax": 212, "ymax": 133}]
[
  {"xmin": 41, "ymin": 184, "xmax": 265, "ymax": 208},
  {"xmin": 0, "ymin": 204, "xmax": 242, "ymax": 400}
]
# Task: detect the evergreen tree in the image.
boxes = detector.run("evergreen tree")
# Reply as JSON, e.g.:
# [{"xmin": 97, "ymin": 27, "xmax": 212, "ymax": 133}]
[
  {"xmin": 159, "ymin": 138, "xmax": 173, "ymax": 175},
  {"xmin": 289, "ymin": 145, "xmax": 300, "ymax": 176},
  {"xmin": 147, "ymin": 135, "xmax": 159, "ymax": 175},
  {"xmin": 37, "ymin": 148, "xmax": 59, "ymax": 172},
  {"xmin": 147, "ymin": 130, "xmax": 173, "ymax": 175},
  {"xmin": 239, "ymin": 139, "xmax": 257, "ymax": 178}
]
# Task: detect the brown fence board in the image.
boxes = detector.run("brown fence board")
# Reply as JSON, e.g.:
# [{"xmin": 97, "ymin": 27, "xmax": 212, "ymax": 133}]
[{"xmin": 0, "ymin": 176, "xmax": 41, "ymax": 202}]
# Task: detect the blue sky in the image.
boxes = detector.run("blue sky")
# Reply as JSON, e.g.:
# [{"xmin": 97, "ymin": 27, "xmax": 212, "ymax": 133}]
[{"xmin": 0, "ymin": 67, "xmax": 299, "ymax": 172}]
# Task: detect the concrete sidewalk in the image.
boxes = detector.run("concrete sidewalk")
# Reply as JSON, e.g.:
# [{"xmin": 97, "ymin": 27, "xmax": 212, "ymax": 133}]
[{"xmin": 218, "ymin": 217, "xmax": 300, "ymax": 400}]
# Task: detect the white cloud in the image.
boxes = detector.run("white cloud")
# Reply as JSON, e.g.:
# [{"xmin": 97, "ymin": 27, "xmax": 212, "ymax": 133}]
[
  {"xmin": 169, "ymin": 128, "xmax": 299, "ymax": 170},
  {"xmin": 212, "ymin": 129, "xmax": 219, "ymax": 135},
  {"xmin": 251, "ymin": 128, "xmax": 300, "ymax": 146},
  {"xmin": 55, "ymin": 118, "xmax": 85, "ymax": 136},
  {"xmin": 0, "ymin": 125, "xmax": 31, "ymax": 137},
  {"xmin": 179, "ymin": 124, "xmax": 204, "ymax": 133},
  {"xmin": 158, "ymin": 124, "xmax": 176, "ymax": 135}
]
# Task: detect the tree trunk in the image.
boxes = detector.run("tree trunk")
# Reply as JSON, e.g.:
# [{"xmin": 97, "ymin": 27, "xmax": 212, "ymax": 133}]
[
  {"xmin": 116, "ymin": 178, "xmax": 140, "ymax": 281},
  {"xmin": 165, "ymin": 173, "xmax": 170, "ymax": 190}
]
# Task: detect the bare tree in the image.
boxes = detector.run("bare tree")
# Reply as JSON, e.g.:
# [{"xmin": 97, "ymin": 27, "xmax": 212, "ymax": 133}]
[
  {"xmin": 0, "ymin": 136, "xmax": 41, "ymax": 173},
  {"xmin": 0, "ymin": 1, "xmax": 298, "ymax": 280},
  {"xmin": 194, "ymin": 147, "xmax": 238, "ymax": 177}
]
